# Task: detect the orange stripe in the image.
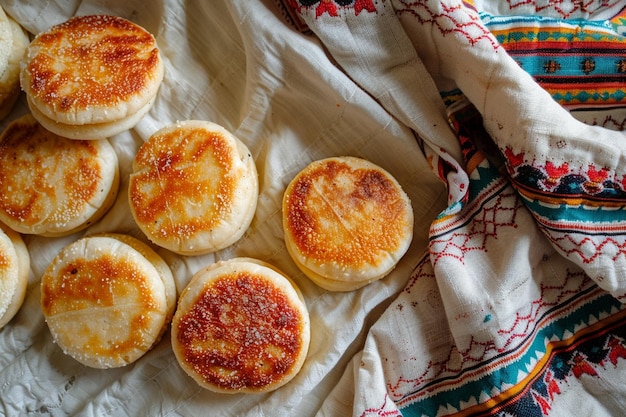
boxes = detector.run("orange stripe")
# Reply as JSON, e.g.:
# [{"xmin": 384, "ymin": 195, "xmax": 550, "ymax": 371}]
[{"xmin": 515, "ymin": 185, "xmax": 626, "ymax": 208}]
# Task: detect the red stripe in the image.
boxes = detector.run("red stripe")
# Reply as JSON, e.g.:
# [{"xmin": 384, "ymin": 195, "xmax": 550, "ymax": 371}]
[{"xmin": 501, "ymin": 41, "xmax": 626, "ymax": 53}]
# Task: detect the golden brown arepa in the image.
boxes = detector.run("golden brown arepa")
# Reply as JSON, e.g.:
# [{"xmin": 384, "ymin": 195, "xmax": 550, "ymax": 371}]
[
  {"xmin": 40, "ymin": 233, "xmax": 176, "ymax": 369},
  {"xmin": 0, "ymin": 114, "xmax": 119, "ymax": 236},
  {"xmin": 283, "ymin": 156, "xmax": 414, "ymax": 291},
  {"xmin": 0, "ymin": 223, "xmax": 29, "ymax": 329},
  {"xmin": 129, "ymin": 120, "xmax": 258, "ymax": 255},
  {"xmin": 171, "ymin": 257, "xmax": 310, "ymax": 393},
  {"xmin": 20, "ymin": 14, "xmax": 164, "ymax": 139}
]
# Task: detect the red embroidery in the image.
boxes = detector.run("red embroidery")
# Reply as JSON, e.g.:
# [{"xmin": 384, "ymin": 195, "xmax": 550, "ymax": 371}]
[
  {"xmin": 532, "ymin": 390, "xmax": 552, "ymax": 415},
  {"xmin": 543, "ymin": 161, "xmax": 570, "ymax": 189},
  {"xmin": 504, "ymin": 145, "xmax": 626, "ymax": 199},
  {"xmin": 293, "ymin": 0, "xmax": 377, "ymax": 17},
  {"xmin": 502, "ymin": 0, "xmax": 622, "ymax": 19},
  {"xmin": 504, "ymin": 147, "xmax": 525, "ymax": 167},
  {"xmin": 546, "ymin": 233, "xmax": 626, "ymax": 264},
  {"xmin": 355, "ymin": 0, "xmax": 377, "ymax": 14},
  {"xmin": 430, "ymin": 190, "xmax": 523, "ymax": 266},
  {"xmin": 570, "ymin": 352, "xmax": 599, "ymax": 378},
  {"xmin": 606, "ymin": 334, "xmax": 626, "ymax": 365},
  {"xmin": 316, "ymin": 0, "xmax": 339, "ymax": 16},
  {"xmin": 394, "ymin": 0, "xmax": 500, "ymax": 49},
  {"xmin": 594, "ymin": 114, "xmax": 626, "ymax": 130},
  {"xmin": 359, "ymin": 394, "xmax": 402, "ymax": 417},
  {"xmin": 545, "ymin": 161, "xmax": 569, "ymax": 179},
  {"xmin": 544, "ymin": 369, "xmax": 561, "ymax": 400}
]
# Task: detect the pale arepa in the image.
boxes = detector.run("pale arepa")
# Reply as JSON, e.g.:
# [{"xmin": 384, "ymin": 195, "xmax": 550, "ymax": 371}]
[
  {"xmin": 0, "ymin": 15, "xmax": 29, "ymax": 120},
  {"xmin": 0, "ymin": 114, "xmax": 119, "ymax": 236},
  {"xmin": 0, "ymin": 223, "xmax": 29, "ymax": 329},
  {"xmin": 40, "ymin": 233, "xmax": 176, "ymax": 369},
  {"xmin": 20, "ymin": 14, "xmax": 164, "ymax": 139}
]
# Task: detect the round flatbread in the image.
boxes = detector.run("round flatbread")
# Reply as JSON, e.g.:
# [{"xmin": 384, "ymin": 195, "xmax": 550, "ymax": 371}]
[
  {"xmin": 0, "ymin": 114, "xmax": 119, "ymax": 236},
  {"xmin": 21, "ymin": 14, "xmax": 163, "ymax": 137},
  {"xmin": 40, "ymin": 233, "xmax": 176, "ymax": 369},
  {"xmin": 171, "ymin": 258, "xmax": 310, "ymax": 393},
  {"xmin": 283, "ymin": 156, "xmax": 414, "ymax": 291},
  {"xmin": 129, "ymin": 120, "xmax": 258, "ymax": 255}
]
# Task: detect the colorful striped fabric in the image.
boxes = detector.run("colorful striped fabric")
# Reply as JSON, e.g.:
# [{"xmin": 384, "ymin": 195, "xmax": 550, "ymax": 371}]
[{"xmin": 481, "ymin": 12, "xmax": 626, "ymax": 112}]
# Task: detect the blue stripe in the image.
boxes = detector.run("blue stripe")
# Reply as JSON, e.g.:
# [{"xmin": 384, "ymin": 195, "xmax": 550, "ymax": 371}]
[
  {"xmin": 511, "ymin": 56, "xmax": 626, "ymax": 78},
  {"xmin": 479, "ymin": 12, "xmax": 614, "ymax": 32},
  {"xmin": 521, "ymin": 196, "xmax": 626, "ymax": 225}
]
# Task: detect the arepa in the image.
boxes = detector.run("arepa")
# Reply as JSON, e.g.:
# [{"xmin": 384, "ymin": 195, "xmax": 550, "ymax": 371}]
[
  {"xmin": 283, "ymin": 156, "xmax": 414, "ymax": 291},
  {"xmin": 0, "ymin": 14, "xmax": 29, "ymax": 120},
  {"xmin": 0, "ymin": 114, "xmax": 119, "ymax": 236},
  {"xmin": 40, "ymin": 233, "xmax": 176, "ymax": 369},
  {"xmin": 20, "ymin": 14, "xmax": 164, "ymax": 139},
  {"xmin": 171, "ymin": 257, "xmax": 310, "ymax": 393},
  {"xmin": 129, "ymin": 120, "xmax": 258, "ymax": 255},
  {"xmin": 0, "ymin": 223, "xmax": 29, "ymax": 329}
]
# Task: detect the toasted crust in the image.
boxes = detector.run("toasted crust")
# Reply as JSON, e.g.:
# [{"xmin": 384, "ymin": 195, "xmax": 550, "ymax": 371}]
[
  {"xmin": 21, "ymin": 14, "xmax": 163, "ymax": 129},
  {"xmin": 283, "ymin": 157, "xmax": 414, "ymax": 291},
  {"xmin": 129, "ymin": 120, "xmax": 258, "ymax": 255},
  {"xmin": 0, "ymin": 223, "xmax": 30, "ymax": 329},
  {"xmin": 0, "ymin": 16, "xmax": 29, "ymax": 120},
  {"xmin": 0, "ymin": 114, "xmax": 119, "ymax": 236},
  {"xmin": 171, "ymin": 258, "xmax": 310, "ymax": 393},
  {"xmin": 40, "ymin": 234, "xmax": 175, "ymax": 368}
]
